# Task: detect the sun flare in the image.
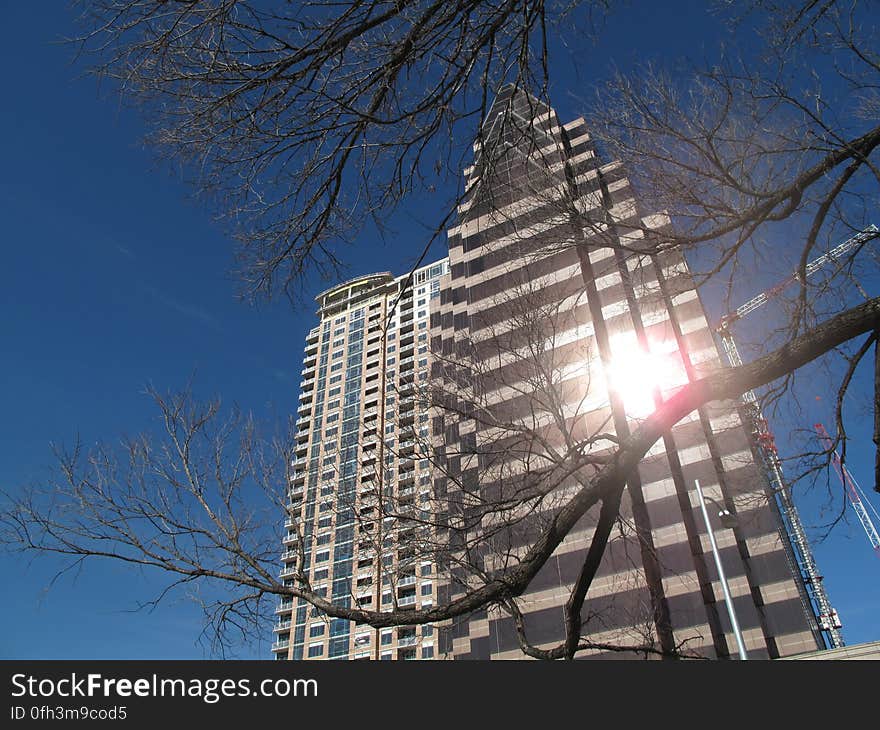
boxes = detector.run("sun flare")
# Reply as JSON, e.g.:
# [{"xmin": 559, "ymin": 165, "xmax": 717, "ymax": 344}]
[{"xmin": 606, "ymin": 333, "xmax": 688, "ymax": 418}]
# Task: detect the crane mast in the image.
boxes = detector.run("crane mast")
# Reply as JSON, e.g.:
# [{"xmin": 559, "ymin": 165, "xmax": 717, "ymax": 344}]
[{"xmin": 713, "ymin": 226, "xmax": 878, "ymax": 649}]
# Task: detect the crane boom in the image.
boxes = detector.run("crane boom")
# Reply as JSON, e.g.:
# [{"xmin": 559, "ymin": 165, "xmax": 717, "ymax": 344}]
[
  {"xmin": 718, "ymin": 225, "xmax": 879, "ymax": 330},
  {"xmin": 814, "ymin": 423, "xmax": 880, "ymax": 559}
]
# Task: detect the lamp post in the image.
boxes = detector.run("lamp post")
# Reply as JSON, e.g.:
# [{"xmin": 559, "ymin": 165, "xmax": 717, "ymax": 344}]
[{"xmin": 694, "ymin": 479, "xmax": 749, "ymax": 660}]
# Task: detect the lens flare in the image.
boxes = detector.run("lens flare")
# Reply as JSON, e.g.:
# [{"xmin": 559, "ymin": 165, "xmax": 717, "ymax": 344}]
[{"xmin": 606, "ymin": 333, "xmax": 688, "ymax": 417}]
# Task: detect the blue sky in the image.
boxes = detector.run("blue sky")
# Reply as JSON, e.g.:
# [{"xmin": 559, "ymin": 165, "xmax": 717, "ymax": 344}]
[{"xmin": 1, "ymin": 3, "xmax": 877, "ymax": 659}]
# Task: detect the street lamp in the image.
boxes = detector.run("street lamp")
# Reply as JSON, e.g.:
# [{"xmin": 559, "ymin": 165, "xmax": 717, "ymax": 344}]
[{"xmin": 694, "ymin": 479, "xmax": 749, "ymax": 660}]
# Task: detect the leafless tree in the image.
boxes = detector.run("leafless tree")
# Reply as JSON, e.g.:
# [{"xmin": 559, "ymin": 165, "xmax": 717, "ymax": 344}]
[
  {"xmin": 581, "ymin": 0, "xmax": 880, "ymax": 494},
  {"xmin": 6, "ymin": 0, "xmax": 879, "ymax": 655},
  {"xmin": 72, "ymin": 0, "xmax": 609, "ymax": 302},
  {"xmin": 3, "ymin": 285, "xmax": 878, "ymax": 656}
]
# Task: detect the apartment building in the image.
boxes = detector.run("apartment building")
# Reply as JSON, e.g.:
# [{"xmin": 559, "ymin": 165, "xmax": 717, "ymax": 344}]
[{"xmin": 273, "ymin": 260, "xmax": 448, "ymax": 660}]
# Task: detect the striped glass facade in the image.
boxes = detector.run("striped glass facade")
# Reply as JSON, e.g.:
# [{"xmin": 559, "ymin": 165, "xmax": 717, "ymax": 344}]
[{"xmin": 432, "ymin": 86, "xmax": 823, "ymax": 659}]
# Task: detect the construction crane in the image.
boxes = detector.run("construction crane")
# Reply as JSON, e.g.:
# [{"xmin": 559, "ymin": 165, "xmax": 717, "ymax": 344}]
[
  {"xmin": 713, "ymin": 226, "xmax": 879, "ymax": 649},
  {"xmin": 814, "ymin": 422, "xmax": 880, "ymax": 561}
]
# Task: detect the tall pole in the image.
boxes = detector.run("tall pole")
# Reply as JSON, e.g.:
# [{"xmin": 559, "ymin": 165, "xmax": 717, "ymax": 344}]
[{"xmin": 694, "ymin": 479, "xmax": 749, "ymax": 660}]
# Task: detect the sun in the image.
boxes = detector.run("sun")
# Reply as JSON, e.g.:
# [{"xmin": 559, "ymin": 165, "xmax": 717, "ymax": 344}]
[{"xmin": 605, "ymin": 333, "xmax": 688, "ymax": 418}]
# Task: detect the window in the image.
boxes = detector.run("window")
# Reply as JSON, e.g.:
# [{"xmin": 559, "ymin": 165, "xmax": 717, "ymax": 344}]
[
  {"xmin": 324, "ymin": 427, "xmax": 338, "ymax": 438},
  {"xmin": 421, "ymin": 583, "xmax": 433, "ymax": 596},
  {"xmin": 328, "ymin": 387, "xmax": 341, "ymax": 398},
  {"xmin": 327, "ymin": 399, "xmax": 340, "ymax": 410},
  {"xmin": 318, "ymin": 517, "xmax": 332, "ymax": 529},
  {"xmin": 380, "ymin": 652, "xmax": 393, "ymax": 660},
  {"xmin": 316, "ymin": 533, "xmax": 332, "ymax": 546},
  {"xmin": 308, "ymin": 644, "xmax": 324, "ymax": 658},
  {"xmin": 315, "ymin": 551, "xmax": 330, "ymax": 563},
  {"xmin": 329, "ymin": 374, "xmax": 343, "ymax": 385},
  {"xmin": 386, "ymin": 357, "xmax": 396, "ymax": 366},
  {"xmin": 420, "ymin": 563, "xmax": 432, "ymax": 576},
  {"xmin": 385, "ymin": 424, "xmax": 395, "ymax": 434},
  {"xmin": 421, "ymin": 646, "xmax": 434, "ymax": 659},
  {"xmin": 381, "ymin": 631, "xmax": 393, "ymax": 645},
  {"xmin": 330, "ymin": 362, "xmax": 343, "ymax": 372},
  {"xmin": 332, "ymin": 350, "xmax": 344, "ymax": 360},
  {"xmin": 309, "ymin": 624, "xmax": 325, "ymax": 638},
  {"xmin": 386, "ymin": 344, "xmax": 396, "ymax": 353},
  {"xmin": 422, "ymin": 625, "xmax": 433, "ymax": 637}
]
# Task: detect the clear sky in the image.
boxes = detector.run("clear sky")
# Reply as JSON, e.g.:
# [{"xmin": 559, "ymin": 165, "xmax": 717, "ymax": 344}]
[{"xmin": 1, "ymin": 2, "xmax": 877, "ymax": 659}]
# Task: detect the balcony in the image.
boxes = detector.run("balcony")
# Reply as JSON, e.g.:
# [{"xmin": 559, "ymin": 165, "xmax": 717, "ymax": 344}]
[
  {"xmin": 275, "ymin": 601, "xmax": 294, "ymax": 615},
  {"xmin": 399, "ymin": 439, "xmax": 415, "ymax": 455},
  {"xmin": 279, "ymin": 565, "xmax": 298, "ymax": 579},
  {"xmin": 398, "ymin": 575, "xmax": 417, "ymax": 587},
  {"xmin": 397, "ymin": 635, "xmax": 418, "ymax": 647},
  {"xmin": 271, "ymin": 639, "xmax": 290, "ymax": 652},
  {"xmin": 274, "ymin": 619, "xmax": 292, "ymax": 633},
  {"xmin": 398, "ymin": 595, "xmax": 417, "ymax": 607}
]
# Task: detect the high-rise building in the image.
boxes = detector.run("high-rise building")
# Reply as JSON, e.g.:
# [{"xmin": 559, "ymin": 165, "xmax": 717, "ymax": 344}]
[
  {"xmin": 276, "ymin": 86, "xmax": 826, "ymax": 660},
  {"xmin": 274, "ymin": 260, "xmax": 449, "ymax": 660},
  {"xmin": 432, "ymin": 86, "xmax": 823, "ymax": 659}
]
